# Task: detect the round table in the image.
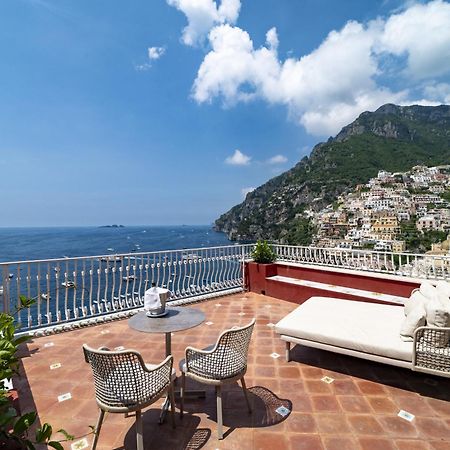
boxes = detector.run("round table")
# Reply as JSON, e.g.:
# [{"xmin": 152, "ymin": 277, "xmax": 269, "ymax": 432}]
[
  {"xmin": 128, "ymin": 307, "xmax": 205, "ymax": 357},
  {"xmin": 128, "ymin": 306, "xmax": 206, "ymax": 424}
]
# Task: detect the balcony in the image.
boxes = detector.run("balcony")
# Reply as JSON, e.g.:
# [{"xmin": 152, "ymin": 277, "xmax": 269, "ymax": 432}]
[{"xmin": 4, "ymin": 245, "xmax": 450, "ymax": 449}]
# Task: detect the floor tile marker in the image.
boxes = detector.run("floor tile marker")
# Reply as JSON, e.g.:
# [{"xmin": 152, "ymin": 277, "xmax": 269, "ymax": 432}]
[
  {"xmin": 114, "ymin": 346, "xmax": 125, "ymax": 351},
  {"xmin": 205, "ymin": 321, "xmax": 214, "ymax": 326},
  {"xmin": 58, "ymin": 393, "xmax": 72, "ymax": 402},
  {"xmin": 50, "ymin": 363, "xmax": 61, "ymax": 370},
  {"xmin": 321, "ymin": 376, "xmax": 335, "ymax": 384},
  {"xmin": 270, "ymin": 352, "xmax": 280, "ymax": 359},
  {"xmin": 100, "ymin": 330, "xmax": 110, "ymax": 335},
  {"xmin": 43, "ymin": 342, "xmax": 54, "ymax": 348},
  {"xmin": 71, "ymin": 438, "xmax": 89, "ymax": 450},
  {"xmin": 275, "ymin": 406, "xmax": 290, "ymax": 417},
  {"xmin": 238, "ymin": 312, "xmax": 246, "ymax": 316},
  {"xmin": 267, "ymin": 323, "xmax": 275, "ymax": 328},
  {"xmin": 398, "ymin": 410, "xmax": 415, "ymax": 422}
]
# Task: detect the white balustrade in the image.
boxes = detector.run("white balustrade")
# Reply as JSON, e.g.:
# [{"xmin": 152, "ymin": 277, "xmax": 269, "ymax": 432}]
[{"xmin": 2, "ymin": 242, "xmax": 450, "ymax": 333}]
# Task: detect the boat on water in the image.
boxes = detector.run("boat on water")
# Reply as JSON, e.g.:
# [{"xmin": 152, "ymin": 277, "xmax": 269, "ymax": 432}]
[
  {"xmin": 40, "ymin": 293, "xmax": 51, "ymax": 301},
  {"xmin": 100, "ymin": 256, "xmax": 122, "ymax": 262},
  {"xmin": 61, "ymin": 281, "xmax": 76, "ymax": 289},
  {"xmin": 122, "ymin": 275, "xmax": 136, "ymax": 282}
]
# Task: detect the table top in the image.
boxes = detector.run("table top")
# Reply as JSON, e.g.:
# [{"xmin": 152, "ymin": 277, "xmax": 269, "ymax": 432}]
[{"xmin": 128, "ymin": 307, "xmax": 205, "ymax": 334}]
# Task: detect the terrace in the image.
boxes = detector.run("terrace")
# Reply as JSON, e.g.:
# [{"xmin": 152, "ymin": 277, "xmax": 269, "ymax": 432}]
[{"xmin": 3, "ymin": 245, "xmax": 450, "ymax": 449}]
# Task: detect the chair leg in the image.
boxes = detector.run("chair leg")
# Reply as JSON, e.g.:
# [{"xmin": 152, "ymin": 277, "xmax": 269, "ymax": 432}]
[
  {"xmin": 180, "ymin": 372, "xmax": 185, "ymax": 418},
  {"xmin": 285, "ymin": 341, "xmax": 291, "ymax": 362},
  {"xmin": 240, "ymin": 377, "xmax": 252, "ymax": 414},
  {"xmin": 91, "ymin": 409, "xmax": 105, "ymax": 450},
  {"xmin": 216, "ymin": 385, "xmax": 223, "ymax": 440},
  {"xmin": 169, "ymin": 383, "xmax": 176, "ymax": 429},
  {"xmin": 136, "ymin": 409, "xmax": 143, "ymax": 450}
]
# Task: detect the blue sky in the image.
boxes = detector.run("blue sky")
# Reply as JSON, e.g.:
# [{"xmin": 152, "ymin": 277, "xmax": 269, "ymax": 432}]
[{"xmin": 0, "ymin": 0, "xmax": 449, "ymax": 226}]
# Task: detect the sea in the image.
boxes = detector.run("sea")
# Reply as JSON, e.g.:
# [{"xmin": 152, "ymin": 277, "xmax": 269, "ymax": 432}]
[{"xmin": 0, "ymin": 225, "xmax": 232, "ymax": 263}]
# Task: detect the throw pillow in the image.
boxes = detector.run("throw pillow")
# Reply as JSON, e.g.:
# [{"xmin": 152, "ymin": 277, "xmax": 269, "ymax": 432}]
[
  {"xmin": 419, "ymin": 281, "xmax": 439, "ymax": 300},
  {"xmin": 424, "ymin": 296, "xmax": 450, "ymax": 348},
  {"xmin": 403, "ymin": 289, "xmax": 429, "ymax": 316},
  {"xmin": 435, "ymin": 280, "xmax": 450, "ymax": 299},
  {"xmin": 400, "ymin": 304, "xmax": 426, "ymax": 342}
]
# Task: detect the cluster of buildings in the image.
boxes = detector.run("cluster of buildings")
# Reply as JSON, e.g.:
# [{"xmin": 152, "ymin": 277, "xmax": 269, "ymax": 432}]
[{"xmin": 309, "ymin": 165, "xmax": 450, "ymax": 253}]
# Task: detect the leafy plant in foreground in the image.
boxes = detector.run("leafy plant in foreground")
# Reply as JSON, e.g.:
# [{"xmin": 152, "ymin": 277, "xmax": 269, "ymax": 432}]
[{"xmin": 0, "ymin": 296, "xmax": 74, "ymax": 449}]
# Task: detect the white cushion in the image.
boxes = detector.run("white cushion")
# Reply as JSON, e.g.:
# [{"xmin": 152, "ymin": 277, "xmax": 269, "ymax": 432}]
[
  {"xmin": 400, "ymin": 304, "xmax": 426, "ymax": 342},
  {"xmin": 425, "ymin": 296, "xmax": 450, "ymax": 327},
  {"xmin": 423, "ymin": 296, "xmax": 450, "ymax": 348},
  {"xmin": 403, "ymin": 290, "xmax": 429, "ymax": 316},
  {"xmin": 275, "ymin": 297, "xmax": 413, "ymax": 362},
  {"xmin": 420, "ymin": 281, "xmax": 439, "ymax": 300},
  {"xmin": 435, "ymin": 280, "xmax": 450, "ymax": 298}
]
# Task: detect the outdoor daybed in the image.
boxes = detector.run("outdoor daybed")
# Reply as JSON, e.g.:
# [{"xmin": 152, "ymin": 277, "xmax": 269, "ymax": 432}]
[{"xmin": 275, "ymin": 295, "xmax": 450, "ymax": 378}]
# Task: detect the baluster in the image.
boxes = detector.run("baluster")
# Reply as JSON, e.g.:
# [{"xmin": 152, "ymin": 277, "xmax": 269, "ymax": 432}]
[
  {"xmin": 89, "ymin": 259, "xmax": 95, "ymax": 315},
  {"xmin": 81, "ymin": 260, "xmax": 87, "ymax": 316},
  {"xmin": 73, "ymin": 260, "xmax": 78, "ymax": 318},
  {"xmin": 46, "ymin": 263, "xmax": 51, "ymax": 324}
]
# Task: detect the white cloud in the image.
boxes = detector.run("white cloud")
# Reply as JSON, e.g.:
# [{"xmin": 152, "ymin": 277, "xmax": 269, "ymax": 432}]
[
  {"xmin": 267, "ymin": 154, "xmax": 288, "ymax": 164},
  {"xmin": 225, "ymin": 149, "xmax": 251, "ymax": 165},
  {"xmin": 241, "ymin": 186, "xmax": 255, "ymax": 198},
  {"xmin": 378, "ymin": 0, "xmax": 450, "ymax": 79},
  {"xmin": 135, "ymin": 46, "xmax": 166, "ymax": 71},
  {"xmin": 189, "ymin": 0, "xmax": 450, "ymax": 136},
  {"xmin": 148, "ymin": 46, "xmax": 166, "ymax": 60},
  {"xmin": 423, "ymin": 83, "xmax": 450, "ymax": 103},
  {"xmin": 167, "ymin": 0, "xmax": 241, "ymax": 46}
]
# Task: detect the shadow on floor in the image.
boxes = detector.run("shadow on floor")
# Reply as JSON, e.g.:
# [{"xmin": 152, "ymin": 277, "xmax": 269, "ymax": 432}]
[
  {"xmin": 290, "ymin": 344, "xmax": 450, "ymax": 401},
  {"xmin": 180, "ymin": 383, "xmax": 292, "ymax": 440},
  {"xmin": 119, "ymin": 408, "xmax": 204, "ymax": 450}
]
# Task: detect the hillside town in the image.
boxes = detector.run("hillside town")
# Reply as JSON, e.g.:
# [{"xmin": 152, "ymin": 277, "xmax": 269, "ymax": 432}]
[{"xmin": 310, "ymin": 164, "xmax": 450, "ymax": 255}]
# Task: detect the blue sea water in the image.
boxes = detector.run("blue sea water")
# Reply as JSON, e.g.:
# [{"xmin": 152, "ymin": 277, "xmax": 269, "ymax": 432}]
[{"xmin": 0, "ymin": 225, "xmax": 232, "ymax": 262}]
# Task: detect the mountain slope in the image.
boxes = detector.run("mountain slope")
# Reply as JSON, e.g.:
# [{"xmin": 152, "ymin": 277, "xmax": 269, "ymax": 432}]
[{"xmin": 215, "ymin": 104, "xmax": 450, "ymax": 243}]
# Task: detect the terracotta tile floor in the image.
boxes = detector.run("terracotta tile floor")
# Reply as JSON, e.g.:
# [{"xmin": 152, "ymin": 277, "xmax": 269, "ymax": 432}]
[{"xmin": 14, "ymin": 292, "xmax": 450, "ymax": 449}]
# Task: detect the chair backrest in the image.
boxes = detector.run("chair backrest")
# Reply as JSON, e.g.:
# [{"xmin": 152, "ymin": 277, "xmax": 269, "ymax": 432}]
[
  {"xmin": 213, "ymin": 319, "xmax": 255, "ymax": 379},
  {"xmin": 83, "ymin": 345, "xmax": 170, "ymax": 411}
]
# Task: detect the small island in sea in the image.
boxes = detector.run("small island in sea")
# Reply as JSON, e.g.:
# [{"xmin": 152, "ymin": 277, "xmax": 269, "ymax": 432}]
[{"xmin": 98, "ymin": 224, "xmax": 125, "ymax": 228}]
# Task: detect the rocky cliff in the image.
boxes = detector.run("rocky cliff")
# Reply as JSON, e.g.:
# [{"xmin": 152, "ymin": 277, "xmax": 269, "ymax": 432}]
[{"xmin": 215, "ymin": 104, "xmax": 450, "ymax": 243}]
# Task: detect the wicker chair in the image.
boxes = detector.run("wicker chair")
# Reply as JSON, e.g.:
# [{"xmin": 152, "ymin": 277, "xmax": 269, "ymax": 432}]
[
  {"xmin": 179, "ymin": 319, "xmax": 255, "ymax": 439},
  {"xmin": 83, "ymin": 344, "xmax": 176, "ymax": 450}
]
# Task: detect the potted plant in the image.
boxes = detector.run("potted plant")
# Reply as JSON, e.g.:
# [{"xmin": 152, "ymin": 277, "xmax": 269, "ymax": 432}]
[{"xmin": 247, "ymin": 241, "xmax": 277, "ymax": 294}]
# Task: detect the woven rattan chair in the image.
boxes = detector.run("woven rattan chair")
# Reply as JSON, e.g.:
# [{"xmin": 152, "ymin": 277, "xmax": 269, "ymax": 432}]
[
  {"xmin": 179, "ymin": 319, "xmax": 255, "ymax": 439},
  {"xmin": 83, "ymin": 344, "xmax": 176, "ymax": 450}
]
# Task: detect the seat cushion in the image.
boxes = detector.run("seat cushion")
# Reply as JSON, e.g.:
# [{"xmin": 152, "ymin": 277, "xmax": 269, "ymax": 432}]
[{"xmin": 275, "ymin": 297, "xmax": 414, "ymax": 362}]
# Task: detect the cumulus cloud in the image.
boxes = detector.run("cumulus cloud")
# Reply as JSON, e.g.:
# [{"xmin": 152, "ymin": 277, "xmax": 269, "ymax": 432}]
[
  {"xmin": 267, "ymin": 154, "xmax": 288, "ymax": 164},
  {"xmin": 135, "ymin": 46, "xmax": 166, "ymax": 71},
  {"xmin": 225, "ymin": 149, "xmax": 251, "ymax": 165},
  {"xmin": 167, "ymin": 0, "xmax": 241, "ymax": 46},
  {"xmin": 187, "ymin": 0, "xmax": 450, "ymax": 136},
  {"xmin": 241, "ymin": 186, "xmax": 255, "ymax": 198},
  {"xmin": 378, "ymin": 0, "xmax": 450, "ymax": 79},
  {"xmin": 148, "ymin": 46, "xmax": 166, "ymax": 60}
]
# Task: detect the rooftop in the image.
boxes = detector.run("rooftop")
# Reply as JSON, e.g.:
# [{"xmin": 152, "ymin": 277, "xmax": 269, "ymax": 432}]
[{"xmin": 14, "ymin": 292, "xmax": 450, "ymax": 450}]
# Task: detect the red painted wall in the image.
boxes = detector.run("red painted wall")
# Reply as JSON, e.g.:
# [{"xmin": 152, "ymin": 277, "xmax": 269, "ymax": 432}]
[
  {"xmin": 246, "ymin": 262, "xmax": 420, "ymax": 306},
  {"xmin": 276, "ymin": 264, "xmax": 418, "ymax": 297}
]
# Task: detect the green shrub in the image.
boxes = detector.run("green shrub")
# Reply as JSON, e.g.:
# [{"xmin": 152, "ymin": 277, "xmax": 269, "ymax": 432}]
[
  {"xmin": 251, "ymin": 240, "xmax": 277, "ymax": 264},
  {"xmin": 0, "ymin": 296, "xmax": 77, "ymax": 449}
]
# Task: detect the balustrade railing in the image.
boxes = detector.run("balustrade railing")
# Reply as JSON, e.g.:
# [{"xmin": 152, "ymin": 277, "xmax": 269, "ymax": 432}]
[
  {"xmin": 272, "ymin": 244, "xmax": 450, "ymax": 280},
  {"xmin": 3, "ymin": 242, "xmax": 450, "ymax": 333},
  {"xmin": 0, "ymin": 245, "xmax": 253, "ymax": 332}
]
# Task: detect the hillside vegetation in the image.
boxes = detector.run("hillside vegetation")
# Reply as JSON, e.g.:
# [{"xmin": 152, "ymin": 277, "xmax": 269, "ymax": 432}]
[{"xmin": 215, "ymin": 104, "xmax": 450, "ymax": 243}]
